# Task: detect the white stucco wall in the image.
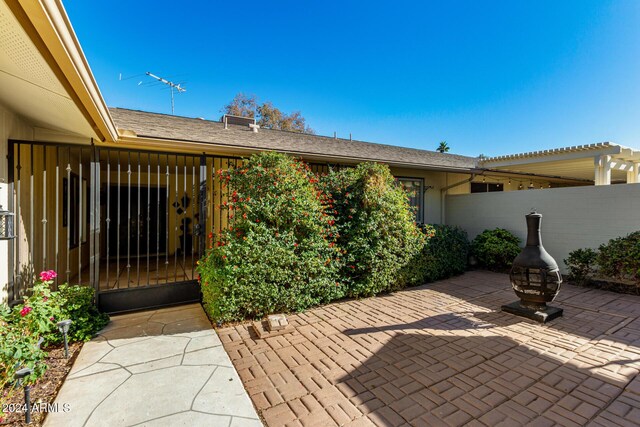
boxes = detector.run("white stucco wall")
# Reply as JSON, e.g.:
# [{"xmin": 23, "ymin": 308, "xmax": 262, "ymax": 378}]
[
  {"xmin": 0, "ymin": 104, "xmax": 35, "ymax": 304},
  {"xmin": 445, "ymin": 183, "xmax": 640, "ymax": 272}
]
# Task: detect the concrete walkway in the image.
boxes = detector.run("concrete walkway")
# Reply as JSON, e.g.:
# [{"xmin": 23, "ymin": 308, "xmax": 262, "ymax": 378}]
[{"xmin": 45, "ymin": 303, "xmax": 262, "ymax": 427}]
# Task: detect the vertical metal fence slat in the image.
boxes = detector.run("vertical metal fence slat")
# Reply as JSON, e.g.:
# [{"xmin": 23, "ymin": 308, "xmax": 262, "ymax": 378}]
[
  {"xmin": 165, "ymin": 154, "xmax": 170, "ymax": 284},
  {"xmin": 183, "ymin": 156, "xmax": 187, "ymax": 280},
  {"xmin": 199, "ymin": 155, "xmax": 208, "ymax": 261},
  {"xmin": 137, "ymin": 151, "xmax": 141, "ymax": 287},
  {"xmin": 55, "ymin": 146, "xmax": 59, "ymax": 288},
  {"xmin": 42, "ymin": 146, "xmax": 47, "ymax": 272},
  {"xmin": 147, "ymin": 153, "xmax": 151, "ymax": 286},
  {"xmin": 91, "ymin": 146, "xmax": 100, "ymax": 296},
  {"xmin": 29, "ymin": 145, "xmax": 34, "ymax": 282},
  {"xmin": 66, "ymin": 146, "xmax": 71, "ymax": 284},
  {"xmin": 156, "ymin": 153, "xmax": 161, "ymax": 284},
  {"xmin": 105, "ymin": 150, "xmax": 111, "ymax": 290},
  {"xmin": 78, "ymin": 147, "xmax": 83, "ymax": 284},
  {"xmin": 126, "ymin": 151, "xmax": 131, "ymax": 287},
  {"xmin": 116, "ymin": 151, "xmax": 121, "ymax": 288},
  {"xmin": 14, "ymin": 144, "xmax": 21, "ymax": 297},
  {"xmin": 191, "ymin": 156, "xmax": 196, "ymax": 278},
  {"xmin": 174, "ymin": 155, "xmax": 179, "ymax": 282}
]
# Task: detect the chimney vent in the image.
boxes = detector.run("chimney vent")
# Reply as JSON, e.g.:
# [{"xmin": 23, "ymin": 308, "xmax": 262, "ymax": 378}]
[{"xmin": 222, "ymin": 114, "xmax": 257, "ymax": 128}]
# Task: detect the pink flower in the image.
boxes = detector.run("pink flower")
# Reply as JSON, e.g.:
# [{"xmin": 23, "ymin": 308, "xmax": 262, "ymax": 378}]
[
  {"xmin": 50, "ymin": 316, "xmax": 55, "ymax": 322},
  {"xmin": 20, "ymin": 306, "xmax": 32, "ymax": 317},
  {"xmin": 39, "ymin": 270, "xmax": 57, "ymax": 282}
]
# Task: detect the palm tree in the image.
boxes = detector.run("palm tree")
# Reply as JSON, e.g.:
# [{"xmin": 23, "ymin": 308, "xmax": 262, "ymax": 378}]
[{"xmin": 437, "ymin": 141, "xmax": 450, "ymax": 153}]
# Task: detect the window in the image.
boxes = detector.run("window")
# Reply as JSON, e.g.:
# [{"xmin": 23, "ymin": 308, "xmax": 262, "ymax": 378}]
[
  {"xmin": 471, "ymin": 182, "xmax": 503, "ymax": 193},
  {"xmin": 397, "ymin": 177, "xmax": 424, "ymax": 223}
]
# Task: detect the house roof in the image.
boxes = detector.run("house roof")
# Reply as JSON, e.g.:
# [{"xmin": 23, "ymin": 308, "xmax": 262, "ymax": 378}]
[{"xmin": 109, "ymin": 108, "xmax": 478, "ymax": 171}]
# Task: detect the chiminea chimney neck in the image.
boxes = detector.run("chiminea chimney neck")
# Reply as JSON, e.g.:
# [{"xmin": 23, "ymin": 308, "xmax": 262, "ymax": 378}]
[{"xmin": 525, "ymin": 212, "xmax": 542, "ymax": 247}]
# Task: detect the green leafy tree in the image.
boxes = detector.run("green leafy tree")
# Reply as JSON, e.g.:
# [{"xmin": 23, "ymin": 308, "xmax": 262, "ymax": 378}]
[
  {"xmin": 222, "ymin": 94, "xmax": 314, "ymax": 134},
  {"xmin": 437, "ymin": 141, "xmax": 450, "ymax": 153}
]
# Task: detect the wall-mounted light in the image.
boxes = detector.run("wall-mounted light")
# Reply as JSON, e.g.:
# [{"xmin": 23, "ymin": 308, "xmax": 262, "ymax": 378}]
[{"xmin": 0, "ymin": 204, "xmax": 15, "ymax": 240}]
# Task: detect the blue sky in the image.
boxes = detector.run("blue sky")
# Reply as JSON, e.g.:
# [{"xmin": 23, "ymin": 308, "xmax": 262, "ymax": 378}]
[{"xmin": 65, "ymin": 0, "xmax": 640, "ymax": 157}]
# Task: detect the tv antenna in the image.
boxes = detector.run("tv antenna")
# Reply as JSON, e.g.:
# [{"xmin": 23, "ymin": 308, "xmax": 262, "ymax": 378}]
[{"xmin": 145, "ymin": 72, "xmax": 186, "ymax": 114}]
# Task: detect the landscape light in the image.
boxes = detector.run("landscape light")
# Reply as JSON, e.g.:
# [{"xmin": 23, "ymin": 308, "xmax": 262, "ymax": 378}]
[
  {"xmin": 57, "ymin": 319, "xmax": 73, "ymax": 359},
  {"xmin": 15, "ymin": 367, "xmax": 34, "ymax": 424}
]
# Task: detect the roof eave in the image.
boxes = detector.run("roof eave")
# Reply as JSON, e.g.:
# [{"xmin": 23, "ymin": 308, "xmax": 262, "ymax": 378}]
[
  {"xmin": 115, "ymin": 134, "xmax": 477, "ymax": 173},
  {"xmin": 7, "ymin": 0, "xmax": 118, "ymax": 142}
]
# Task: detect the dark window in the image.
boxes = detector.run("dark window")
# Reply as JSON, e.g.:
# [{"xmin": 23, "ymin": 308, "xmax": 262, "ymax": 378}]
[
  {"xmin": 397, "ymin": 177, "xmax": 424, "ymax": 223},
  {"xmin": 471, "ymin": 182, "xmax": 503, "ymax": 193}
]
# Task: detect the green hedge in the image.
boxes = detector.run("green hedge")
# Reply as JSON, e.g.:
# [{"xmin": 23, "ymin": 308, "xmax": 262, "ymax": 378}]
[
  {"xmin": 400, "ymin": 224, "xmax": 469, "ymax": 287},
  {"xmin": 197, "ymin": 152, "xmax": 474, "ymax": 322},
  {"xmin": 565, "ymin": 231, "xmax": 640, "ymax": 290},
  {"xmin": 470, "ymin": 228, "xmax": 521, "ymax": 271},
  {"xmin": 197, "ymin": 152, "xmax": 343, "ymax": 322},
  {"xmin": 320, "ymin": 163, "xmax": 424, "ymax": 297}
]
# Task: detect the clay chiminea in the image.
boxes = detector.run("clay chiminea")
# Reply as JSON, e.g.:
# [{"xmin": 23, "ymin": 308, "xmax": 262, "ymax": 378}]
[{"xmin": 502, "ymin": 211, "xmax": 563, "ymax": 323}]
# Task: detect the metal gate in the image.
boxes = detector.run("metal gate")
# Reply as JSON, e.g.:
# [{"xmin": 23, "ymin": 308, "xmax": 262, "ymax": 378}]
[{"xmin": 8, "ymin": 140, "xmax": 244, "ymax": 313}]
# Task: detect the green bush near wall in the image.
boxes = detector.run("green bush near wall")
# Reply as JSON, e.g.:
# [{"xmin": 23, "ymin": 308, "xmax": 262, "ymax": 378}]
[
  {"xmin": 566, "ymin": 231, "xmax": 640, "ymax": 290},
  {"xmin": 197, "ymin": 152, "xmax": 343, "ymax": 322},
  {"xmin": 319, "ymin": 163, "xmax": 424, "ymax": 297},
  {"xmin": 197, "ymin": 152, "xmax": 474, "ymax": 322},
  {"xmin": 470, "ymin": 228, "xmax": 521, "ymax": 271}
]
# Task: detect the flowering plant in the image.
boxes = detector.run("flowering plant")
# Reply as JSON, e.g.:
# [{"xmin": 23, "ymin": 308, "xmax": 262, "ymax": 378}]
[
  {"xmin": 197, "ymin": 152, "xmax": 343, "ymax": 322},
  {"xmin": 319, "ymin": 163, "xmax": 424, "ymax": 297}
]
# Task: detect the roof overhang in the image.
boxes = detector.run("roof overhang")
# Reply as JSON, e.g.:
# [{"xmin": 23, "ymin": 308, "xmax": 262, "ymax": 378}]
[
  {"xmin": 115, "ymin": 134, "xmax": 477, "ymax": 173},
  {"xmin": 479, "ymin": 142, "xmax": 640, "ymax": 182},
  {"xmin": 2, "ymin": 0, "xmax": 117, "ymax": 142}
]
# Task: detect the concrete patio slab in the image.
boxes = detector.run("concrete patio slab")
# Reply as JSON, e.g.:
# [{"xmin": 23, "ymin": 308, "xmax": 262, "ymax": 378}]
[
  {"xmin": 45, "ymin": 303, "xmax": 262, "ymax": 427},
  {"xmin": 219, "ymin": 271, "xmax": 640, "ymax": 426}
]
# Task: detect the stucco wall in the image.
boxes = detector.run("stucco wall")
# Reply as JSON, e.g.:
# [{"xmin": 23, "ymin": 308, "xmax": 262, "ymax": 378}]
[{"xmin": 445, "ymin": 183, "xmax": 640, "ymax": 272}]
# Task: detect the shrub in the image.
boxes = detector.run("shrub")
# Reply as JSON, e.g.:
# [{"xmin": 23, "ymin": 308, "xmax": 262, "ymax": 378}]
[
  {"xmin": 57, "ymin": 284, "xmax": 109, "ymax": 342},
  {"xmin": 564, "ymin": 248, "xmax": 598, "ymax": 286},
  {"xmin": 0, "ymin": 269, "xmax": 110, "ymax": 412},
  {"xmin": 320, "ymin": 163, "xmax": 424, "ymax": 297},
  {"xmin": 400, "ymin": 224, "xmax": 469, "ymax": 286},
  {"xmin": 596, "ymin": 231, "xmax": 640, "ymax": 285},
  {"xmin": 197, "ymin": 152, "xmax": 343, "ymax": 322},
  {"xmin": 471, "ymin": 228, "xmax": 521, "ymax": 271}
]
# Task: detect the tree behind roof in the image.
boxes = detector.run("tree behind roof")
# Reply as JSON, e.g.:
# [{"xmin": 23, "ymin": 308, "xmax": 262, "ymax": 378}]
[{"xmin": 222, "ymin": 93, "xmax": 315, "ymax": 134}]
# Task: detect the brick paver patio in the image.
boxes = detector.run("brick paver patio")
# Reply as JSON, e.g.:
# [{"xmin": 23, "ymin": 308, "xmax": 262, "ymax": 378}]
[{"xmin": 218, "ymin": 271, "xmax": 640, "ymax": 426}]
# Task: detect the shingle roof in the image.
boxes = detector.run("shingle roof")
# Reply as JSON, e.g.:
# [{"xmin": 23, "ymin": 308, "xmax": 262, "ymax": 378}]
[{"xmin": 109, "ymin": 108, "xmax": 477, "ymax": 171}]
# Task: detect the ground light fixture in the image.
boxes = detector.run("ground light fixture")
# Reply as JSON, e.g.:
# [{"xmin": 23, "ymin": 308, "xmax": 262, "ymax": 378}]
[
  {"xmin": 14, "ymin": 367, "xmax": 34, "ymax": 424},
  {"xmin": 502, "ymin": 211, "xmax": 563, "ymax": 323},
  {"xmin": 57, "ymin": 319, "xmax": 73, "ymax": 358}
]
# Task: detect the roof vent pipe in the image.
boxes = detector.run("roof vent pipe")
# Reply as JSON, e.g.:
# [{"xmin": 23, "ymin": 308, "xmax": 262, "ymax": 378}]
[
  {"xmin": 334, "ymin": 132, "xmax": 337, "ymax": 139},
  {"xmin": 224, "ymin": 116, "xmax": 228, "ymax": 130}
]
